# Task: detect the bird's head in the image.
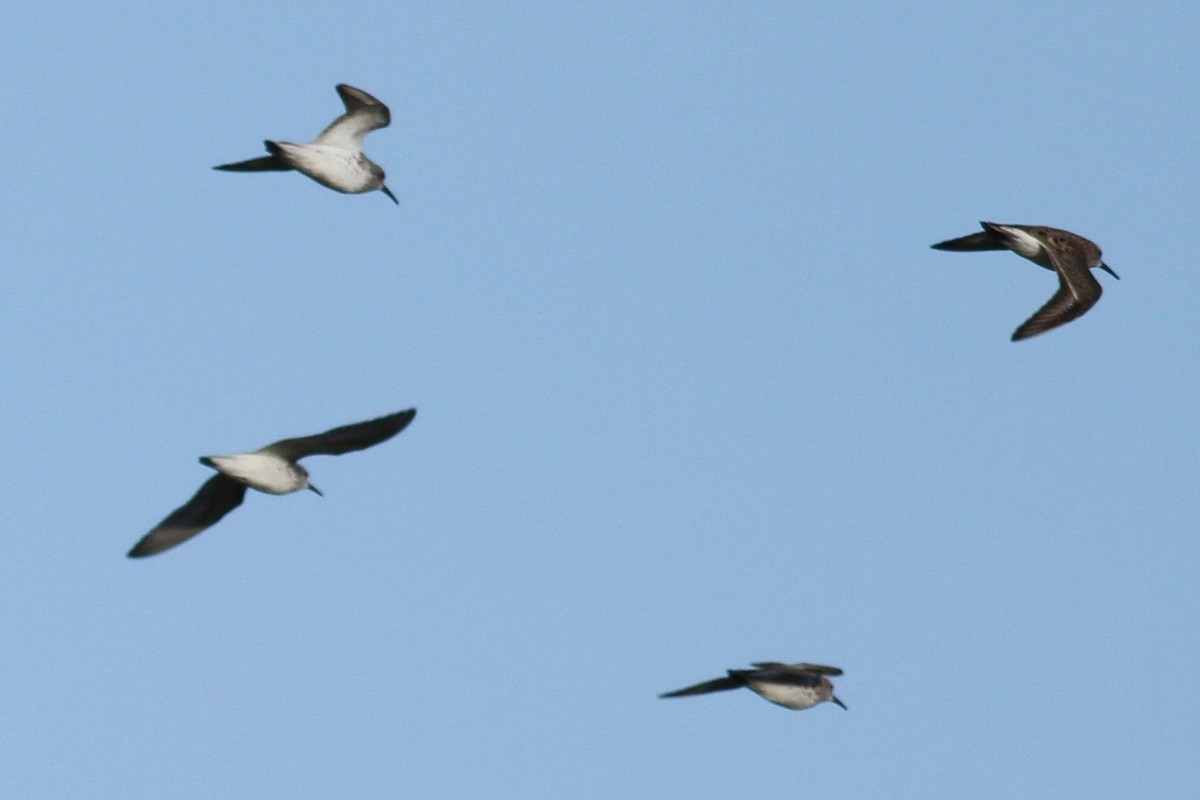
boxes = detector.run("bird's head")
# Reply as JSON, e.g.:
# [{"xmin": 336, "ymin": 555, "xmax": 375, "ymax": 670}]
[{"xmin": 296, "ymin": 464, "xmax": 323, "ymax": 496}]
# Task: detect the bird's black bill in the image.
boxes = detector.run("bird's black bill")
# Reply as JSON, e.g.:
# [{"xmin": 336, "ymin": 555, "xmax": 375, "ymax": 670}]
[
  {"xmin": 1099, "ymin": 262, "xmax": 1119, "ymax": 280},
  {"xmin": 831, "ymin": 695, "xmax": 848, "ymax": 710},
  {"xmin": 380, "ymin": 185, "xmax": 399, "ymax": 205},
  {"xmin": 308, "ymin": 485, "xmax": 324, "ymax": 496}
]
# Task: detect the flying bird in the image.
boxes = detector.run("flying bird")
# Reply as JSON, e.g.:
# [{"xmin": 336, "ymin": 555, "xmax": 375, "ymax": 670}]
[
  {"xmin": 931, "ymin": 221, "xmax": 1118, "ymax": 341},
  {"xmin": 128, "ymin": 409, "xmax": 416, "ymax": 558},
  {"xmin": 214, "ymin": 83, "xmax": 398, "ymax": 204},
  {"xmin": 660, "ymin": 662, "xmax": 847, "ymax": 711}
]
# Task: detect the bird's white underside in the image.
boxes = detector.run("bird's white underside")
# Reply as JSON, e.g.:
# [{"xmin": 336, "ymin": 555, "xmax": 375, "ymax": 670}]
[
  {"xmin": 746, "ymin": 680, "xmax": 824, "ymax": 709},
  {"xmin": 205, "ymin": 453, "xmax": 306, "ymax": 494},
  {"xmin": 273, "ymin": 143, "xmax": 379, "ymax": 193}
]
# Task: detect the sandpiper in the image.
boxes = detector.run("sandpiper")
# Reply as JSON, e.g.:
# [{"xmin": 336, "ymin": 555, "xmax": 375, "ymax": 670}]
[
  {"xmin": 660, "ymin": 662, "xmax": 847, "ymax": 711},
  {"xmin": 931, "ymin": 221, "xmax": 1118, "ymax": 341},
  {"xmin": 214, "ymin": 83, "xmax": 398, "ymax": 204},
  {"xmin": 127, "ymin": 409, "xmax": 416, "ymax": 558}
]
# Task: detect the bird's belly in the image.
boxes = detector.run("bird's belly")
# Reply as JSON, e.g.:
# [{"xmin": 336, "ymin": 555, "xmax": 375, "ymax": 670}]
[
  {"xmin": 747, "ymin": 681, "xmax": 819, "ymax": 709},
  {"xmin": 206, "ymin": 454, "xmax": 302, "ymax": 494},
  {"xmin": 276, "ymin": 143, "xmax": 375, "ymax": 193}
]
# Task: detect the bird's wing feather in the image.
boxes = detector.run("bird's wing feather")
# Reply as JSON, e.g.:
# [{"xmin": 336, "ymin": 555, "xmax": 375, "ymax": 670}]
[
  {"xmin": 313, "ymin": 84, "xmax": 391, "ymax": 149},
  {"xmin": 213, "ymin": 152, "xmax": 291, "ymax": 172},
  {"xmin": 748, "ymin": 663, "xmax": 840, "ymax": 685},
  {"xmin": 1011, "ymin": 249, "xmax": 1102, "ymax": 341},
  {"xmin": 335, "ymin": 84, "xmax": 386, "ymax": 113},
  {"xmin": 265, "ymin": 409, "xmax": 416, "ymax": 460},
  {"xmin": 767, "ymin": 662, "xmax": 844, "ymax": 677},
  {"xmin": 930, "ymin": 228, "xmax": 1007, "ymax": 252},
  {"xmin": 127, "ymin": 474, "xmax": 248, "ymax": 558},
  {"xmin": 659, "ymin": 675, "xmax": 744, "ymax": 698}
]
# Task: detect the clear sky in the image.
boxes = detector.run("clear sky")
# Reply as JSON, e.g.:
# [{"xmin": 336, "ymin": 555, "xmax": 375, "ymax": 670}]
[{"xmin": 2, "ymin": 2, "xmax": 1198, "ymax": 798}]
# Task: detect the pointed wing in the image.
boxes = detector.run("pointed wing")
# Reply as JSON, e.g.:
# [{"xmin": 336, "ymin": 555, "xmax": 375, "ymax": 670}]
[
  {"xmin": 1011, "ymin": 250, "xmax": 1103, "ymax": 341},
  {"xmin": 335, "ymin": 84, "xmax": 386, "ymax": 113},
  {"xmin": 127, "ymin": 474, "xmax": 248, "ymax": 558},
  {"xmin": 930, "ymin": 223, "xmax": 1007, "ymax": 252},
  {"xmin": 659, "ymin": 674, "xmax": 744, "ymax": 698},
  {"xmin": 265, "ymin": 409, "xmax": 416, "ymax": 461},
  {"xmin": 213, "ymin": 153, "xmax": 291, "ymax": 172},
  {"xmin": 313, "ymin": 84, "xmax": 391, "ymax": 149}
]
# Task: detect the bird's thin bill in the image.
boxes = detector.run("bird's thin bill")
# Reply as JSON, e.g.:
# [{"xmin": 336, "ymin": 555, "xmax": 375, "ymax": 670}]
[
  {"xmin": 831, "ymin": 695, "xmax": 848, "ymax": 710},
  {"xmin": 381, "ymin": 185, "xmax": 399, "ymax": 205},
  {"xmin": 1099, "ymin": 262, "xmax": 1119, "ymax": 279},
  {"xmin": 308, "ymin": 484, "xmax": 324, "ymax": 496}
]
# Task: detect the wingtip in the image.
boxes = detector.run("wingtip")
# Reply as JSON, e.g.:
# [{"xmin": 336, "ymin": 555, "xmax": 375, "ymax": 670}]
[
  {"xmin": 126, "ymin": 541, "xmax": 153, "ymax": 559},
  {"xmin": 390, "ymin": 407, "xmax": 417, "ymax": 428},
  {"xmin": 393, "ymin": 408, "xmax": 417, "ymax": 433},
  {"xmin": 1011, "ymin": 327, "xmax": 1038, "ymax": 343}
]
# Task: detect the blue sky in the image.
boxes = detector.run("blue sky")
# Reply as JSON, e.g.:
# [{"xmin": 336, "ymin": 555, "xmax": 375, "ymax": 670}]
[{"xmin": 2, "ymin": 2, "xmax": 1198, "ymax": 797}]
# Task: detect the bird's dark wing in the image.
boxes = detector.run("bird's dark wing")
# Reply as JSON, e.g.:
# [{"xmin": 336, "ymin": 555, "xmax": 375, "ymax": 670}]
[
  {"xmin": 930, "ymin": 222, "xmax": 1007, "ymax": 252},
  {"xmin": 1011, "ymin": 251, "xmax": 1103, "ymax": 341},
  {"xmin": 335, "ymin": 84, "xmax": 387, "ymax": 114},
  {"xmin": 213, "ymin": 143, "xmax": 292, "ymax": 172},
  {"xmin": 265, "ymin": 409, "xmax": 416, "ymax": 460},
  {"xmin": 659, "ymin": 674, "xmax": 745, "ymax": 698},
  {"xmin": 764, "ymin": 662, "xmax": 844, "ymax": 677},
  {"xmin": 127, "ymin": 474, "xmax": 248, "ymax": 558}
]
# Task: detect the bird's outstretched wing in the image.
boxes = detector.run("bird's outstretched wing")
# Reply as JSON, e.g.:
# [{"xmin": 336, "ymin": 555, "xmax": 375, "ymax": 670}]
[
  {"xmin": 930, "ymin": 222, "xmax": 1008, "ymax": 252},
  {"xmin": 213, "ymin": 145, "xmax": 292, "ymax": 172},
  {"xmin": 265, "ymin": 409, "xmax": 417, "ymax": 461},
  {"xmin": 1011, "ymin": 250, "xmax": 1103, "ymax": 341},
  {"xmin": 659, "ymin": 674, "xmax": 744, "ymax": 698},
  {"xmin": 128, "ymin": 474, "xmax": 248, "ymax": 558}
]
